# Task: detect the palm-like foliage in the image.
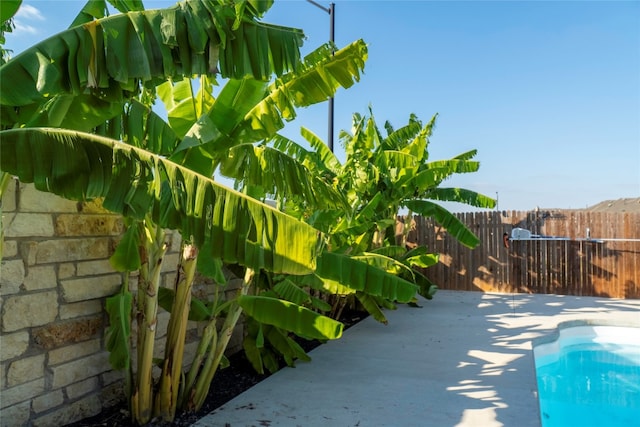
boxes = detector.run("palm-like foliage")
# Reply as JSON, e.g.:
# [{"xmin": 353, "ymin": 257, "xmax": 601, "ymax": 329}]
[
  {"xmin": 0, "ymin": 0, "xmax": 313, "ymax": 194},
  {"xmin": 1, "ymin": 127, "xmax": 321, "ymax": 273},
  {"xmin": 263, "ymin": 110, "xmax": 495, "ymax": 322},
  {"xmin": 0, "ymin": 0, "xmax": 304, "ymax": 131},
  {"xmin": 169, "ymin": 39, "xmax": 367, "ymax": 176},
  {"xmin": 149, "ymin": 40, "xmax": 431, "ymax": 374},
  {"xmin": 108, "ymin": 36, "xmax": 367, "ymax": 421},
  {"xmin": 0, "ymin": 1, "xmax": 368, "ymax": 423},
  {"xmin": 287, "ymin": 111, "xmax": 496, "ymax": 247},
  {"xmin": 2, "ymin": 0, "xmax": 486, "ymax": 422},
  {"xmin": 0, "ymin": 0, "xmax": 22, "ymax": 65}
]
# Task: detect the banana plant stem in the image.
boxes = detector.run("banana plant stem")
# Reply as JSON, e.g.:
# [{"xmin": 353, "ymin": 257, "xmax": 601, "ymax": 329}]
[
  {"xmin": 155, "ymin": 243, "xmax": 198, "ymax": 421},
  {"xmin": 191, "ymin": 267, "xmax": 255, "ymax": 411},
  {"xmin": 134, "ymin": 223, "xmax": 167, "ymax": 425}
]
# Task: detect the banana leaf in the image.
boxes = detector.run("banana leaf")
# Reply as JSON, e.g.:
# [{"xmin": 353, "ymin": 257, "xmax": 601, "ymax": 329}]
[
  {"xmin": 105, "ymin": 291, "xmax": 133, "ymax": 369},
  {"xmin": 238, "ymin": 295, "xmax": 343, "ymax": 340},
  {"xmin": 405, "ymin": 199, "xmax": 480, "ymax": 249},
  {"xmin": 425, "ymin": 187, "xmax": 496, "ymax": 209},
  {"xmin": 171, "ymin": 40, "xmax": 368, "ymax": 175},
  {"xmin": 314, "ymin": 252, "xmax": 418, "ymax": 303},
  {"xmin": 1, "ymin": 0, "xmax": 304, "ymax": 125},
  {"xmin": 219, "ymin": 143, "xmax": 348, "ymax": 210},
  {"xmin": 0, "ymin": 127, "xmax": 320, "ymax": 274}
]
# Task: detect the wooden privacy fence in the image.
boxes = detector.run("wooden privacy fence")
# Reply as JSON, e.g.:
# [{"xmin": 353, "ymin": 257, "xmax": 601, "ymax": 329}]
[{"xmin": 404, "ymin": 210, "xmax": 640, "ymax": 299}]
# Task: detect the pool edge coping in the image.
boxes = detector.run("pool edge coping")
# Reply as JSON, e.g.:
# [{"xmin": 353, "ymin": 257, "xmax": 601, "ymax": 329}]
[{"xmin": 531, "ymin": 318, "xmax": 640, "ymax": 348}]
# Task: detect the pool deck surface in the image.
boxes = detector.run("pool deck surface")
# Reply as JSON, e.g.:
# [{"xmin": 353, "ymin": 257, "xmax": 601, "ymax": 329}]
[{"xmin": 194, "ymin": 291, "xmax": 640, "ymax": 427}]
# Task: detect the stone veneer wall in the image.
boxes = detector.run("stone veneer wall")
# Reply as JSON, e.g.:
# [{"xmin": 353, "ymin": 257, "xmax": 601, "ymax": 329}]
[{"xmin": 0, "ymin": 181, "xmax": 243, "ymax": 426}]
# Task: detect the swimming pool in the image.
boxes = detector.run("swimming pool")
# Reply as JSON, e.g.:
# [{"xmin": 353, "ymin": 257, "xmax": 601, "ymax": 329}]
[{"xmin": 533, "ymin": 322, "xmax": 640, "ymax": 427}]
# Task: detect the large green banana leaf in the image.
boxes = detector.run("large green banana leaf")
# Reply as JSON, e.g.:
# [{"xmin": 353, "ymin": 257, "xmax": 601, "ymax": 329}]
[
  {"xmin": 314, "ymin": 252, "xmax": 418, "ymax": 303},
  {"xmin": 381, "ymin": 117, "xmax": 424, "ymax": 152},
  {"xmin": 105, "ymin": 291, "xmax": 133, "ymax": 369},
  {"xmin": 1, "ymin": 0, "xmax": 304, "ymax": 123},
  {"xmin": 108, "ymin": 223, "xmax": 141, "ymax": 272},
  {"xmin": 0, "ymin": 127, "xmax": 320, "ymax": 274},
  {"xmin": 271, "ymin": 278, "xmax": 313, "ymax": 306},
  {"xmin": 453, "ymin": 149, "xmax": 479, "ymax": 161},
  {"xmin": 401, "ymin": 246, "xmax": 440, "ymax": 269},
  {"xmin": 237, "ymin": 295, "xmax": 343, "ymax": 340},
  {"xmin": 402, "ymin": 160, "xmax": 481, "ymax": 193},
  {"xmin": 120, "ymin": 100, "xmax": 183, "ymax": 156},
  {"xmin": 156, "ymin": 76, "xmax": 217, "ymax": 139},
  {"xmin": 1, "ymin": 89, "xmax": 126, "ymax": 132},
  {"xmin": 243, "ymin": 319, "xmax": 311, "ymax": 375},
  {"xmin": 269, "ymin": 133, "xmax": 334, "ymax": 176},
  {"xmin": 171, "ymin": 40, "xmax": 368, "ymax": 174},
  {"xmin": 270, "ymin": 127, "xmax": 341, "ymax": 176},
  {"xmin": 0, "ymin": 0, "xmax": 22, "ymax": 23},
  {"xmin": 69, "ymin": 0, "xmax": 145, "ymax": 27},
  {"xmin": 299, "ymin": 127, "xmax": 341, "ymax": 174},
  {"xmin": 86, "ymin": 98, "xmax": 182, "ymax": 155},
  {"xmin": 270, "ymin": 40, "xmax": 367, "ymax": 110},
  {"xmin": 423, "ymin": 158, "xmax": 481, "ymax": 174},
  {"xmin": 426, "ymin": 187, "xmax": 496, "ymax": 209},
  {"xmin": 219, "ymin": 143, "xmax": 348, "ymax": 210},
  {"xmin": 377, "ymin": 150, "xmax": 419, "ymax": 174},
  {"xmin": 355, "ymin": 291, "xmax": 391, "ymax": 324},
  {"xmin": 352, "ymin": 252, "xmax": 414, "ymax": 277},
  {"xmin": 405, "ymin": 199, "xmax": 480, "ymax": 249},
  {"xmin": 170, "ymin": 77, "xmax": 270, "ymax": 174}
]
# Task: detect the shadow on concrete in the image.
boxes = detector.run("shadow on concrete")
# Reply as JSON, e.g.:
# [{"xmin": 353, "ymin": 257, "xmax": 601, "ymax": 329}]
[
  {"xmin": 436, "ymin": 292, "xmax": 640, "ymax": 426},
  {"xmin": 196, "ymin": 291, "xmax": 640, "ymax": 427}
]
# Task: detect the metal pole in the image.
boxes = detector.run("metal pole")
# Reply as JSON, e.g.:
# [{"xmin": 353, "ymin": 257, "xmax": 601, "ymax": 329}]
[
  {"xmin": 305, "ymin": 0, "xmax": 335, "ymax": 152},
  {"xmin": 328, "ymin": 3, "xmax": 335, "ymax": 152}
]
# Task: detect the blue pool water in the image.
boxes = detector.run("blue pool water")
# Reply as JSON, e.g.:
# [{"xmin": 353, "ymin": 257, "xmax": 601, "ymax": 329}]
[{"xmin": 534, "ymin": 325, "xmax": 640, "ymax": 427}]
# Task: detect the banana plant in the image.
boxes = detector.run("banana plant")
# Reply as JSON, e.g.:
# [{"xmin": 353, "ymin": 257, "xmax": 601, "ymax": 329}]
[
  {"xmin": 0, "ymin": 1, "xmax": 376, "ymax": 424},
  {"xmin": 144, "ymin": 39, "xmax": 369, "ymax": 417},
  {"xmin": 0, "ymin": 0, "xmax": 304, "ymax": 261},
  {"xmin": 259, "ymin": 110, "xmax": 496, "ymax": 322},
  {"xmin": 107, "ymin": 38, "xmax": 366, "ymax": 421},
  {"xmin": 174, "ymin": 44, "xmax": 451, "ymax": 370},
  {"xmin": 0, "ymin": 1, "xmax": 367, "ymax": 423},
  {"xmin": 144, "ymin": 36, "xmax": 446, "ymax": 376},
  {"xmin": 0, "ymin": 126, "xmax": 342, "ymax": 420}
]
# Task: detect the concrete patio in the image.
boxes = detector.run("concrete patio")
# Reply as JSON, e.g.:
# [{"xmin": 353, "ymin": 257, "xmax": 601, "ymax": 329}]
[{"xmin": 194, "ymin": 290, "xmax": 640, "ymax": 427}]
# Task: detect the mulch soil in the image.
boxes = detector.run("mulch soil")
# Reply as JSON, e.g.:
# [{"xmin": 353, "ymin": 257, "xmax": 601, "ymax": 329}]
[{"xmin": 67, "ymin": 310, "xmax": 366, "ymax": 427}]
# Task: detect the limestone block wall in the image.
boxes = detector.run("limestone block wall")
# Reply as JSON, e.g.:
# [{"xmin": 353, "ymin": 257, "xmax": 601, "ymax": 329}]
[{"xmin": 0, "ymin": 181, "xmax": 244, "ymax": 426}]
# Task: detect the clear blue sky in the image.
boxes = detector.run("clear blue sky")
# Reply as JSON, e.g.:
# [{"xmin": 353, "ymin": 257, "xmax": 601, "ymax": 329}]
[{"xmin": 6, "ymin": 0, "xmax": 640, "ymax": 211}]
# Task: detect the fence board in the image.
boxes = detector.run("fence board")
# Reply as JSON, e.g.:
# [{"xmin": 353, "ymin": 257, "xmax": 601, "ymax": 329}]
[{"xmin": 405, "ymin": 210, "xmax": 640, "ymax": 299}]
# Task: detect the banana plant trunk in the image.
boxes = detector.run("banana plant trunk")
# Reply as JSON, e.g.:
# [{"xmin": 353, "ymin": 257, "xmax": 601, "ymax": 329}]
[
  {"xmin": 180, "ymin": 313, "xmax": 217, "ymax": 410},
  {"xmin": 132, "ymin": 223, "xmax": 168, "ymax": 425},
  {"xmin": 186, "ymin": 267, "xmax": 255, "ymax": 412},
  {"xmin": 155, "ymin": 243, "xmax": 198, "ymax": 421}
]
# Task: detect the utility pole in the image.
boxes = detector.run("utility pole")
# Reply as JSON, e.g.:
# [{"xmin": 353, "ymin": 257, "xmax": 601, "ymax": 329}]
[{"xmin": 305, "ymin": 1, "xmax": 335, "ymax": 152}]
